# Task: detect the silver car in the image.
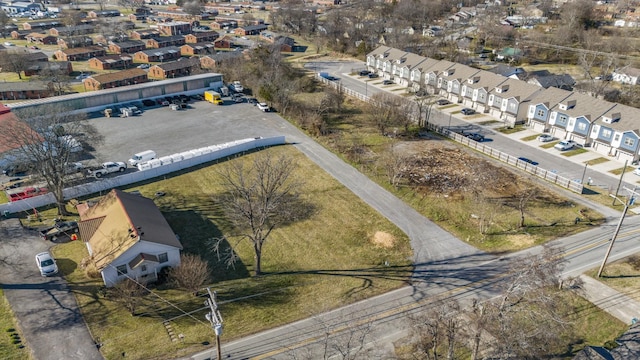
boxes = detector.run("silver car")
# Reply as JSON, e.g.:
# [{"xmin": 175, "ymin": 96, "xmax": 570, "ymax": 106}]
[{"xmin": 36, "ymin": 252, "xmax": 58, "ymax": 276}]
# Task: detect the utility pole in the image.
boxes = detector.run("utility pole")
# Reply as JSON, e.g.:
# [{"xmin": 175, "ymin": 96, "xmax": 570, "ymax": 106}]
[
  {"xmin": 204, "ymin": 288, "xmax": 223, "ymax": 360},
  {"xmin": 598, "ymin": 187, "xmax": 639, "ymax": 277},
  {"xmin": 612, "ymin": 160, "xmax": 628, "ymax": 205}
]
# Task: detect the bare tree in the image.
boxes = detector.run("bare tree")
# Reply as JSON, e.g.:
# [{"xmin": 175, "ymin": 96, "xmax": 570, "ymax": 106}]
[
  {"xmin": 210, "ymin": 152, "xmax": 304, "ymax": 276},
  {"xmin": 169, "ymin": 253, "xmax": 210, "ymax": 295},
  {"xmin": 409, "ymin": 298, "xmax": 463, "ymax": 360},
  {"xmin": 0, "ymin": 12, "xmax": 10, "ymax": 38},
  {"xmin": 0, "ymin": 50, "xmax": 29, "ymax": 79},
  {"xmin": 109, "ymin": 278, "xmax": 146, "ymax": 316},
  {"xmin": 0, "ymin": 104, "xmax": 102, "ymax": 215},
  {"xmin": 183, "ymin": 1, "xmax": 204, "ymax": 20},
  {"xmin": 368, "ymin": 93, "xmax": 400, "ymax": 135},
  {"xmin": 378, "ymin": 142, "xmax": 411, "ymax": 188},
  {"xmin": 515, "ymin": 187, "xmax": 536, "ymax": 228},
  {"xmin": 414, "ymin": 96, "xmax": 434, "ymax": 128}
]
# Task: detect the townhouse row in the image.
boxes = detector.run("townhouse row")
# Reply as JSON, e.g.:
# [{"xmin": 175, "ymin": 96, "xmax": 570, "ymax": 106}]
[{"xmin": 366, "ymin": 46, "xmax": 640, "ymax": 165}]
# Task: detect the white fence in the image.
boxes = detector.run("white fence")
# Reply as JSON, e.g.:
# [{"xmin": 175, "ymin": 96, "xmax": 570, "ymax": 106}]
[
  {"xmin": 1, "ymin": 136, "xmax": 286, "ymax": 215},
  {"xmin": 317, "ymin": 75, "xmax": 584, "ymax": 194}
]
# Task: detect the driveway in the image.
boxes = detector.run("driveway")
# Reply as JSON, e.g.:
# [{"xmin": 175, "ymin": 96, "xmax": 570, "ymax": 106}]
[{"xmin": 0, "ymin": 219, "xmax": 103, "ymax": 360}]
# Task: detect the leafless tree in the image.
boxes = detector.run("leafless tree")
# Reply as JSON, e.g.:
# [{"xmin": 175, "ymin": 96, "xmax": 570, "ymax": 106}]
[
  {"xmin": 414, "ymin": 96, "xmax": 434, "ymax": 128},
  {"xmin": 183, "ymin": 1, "xmax": 204, "ymax": 19},
  {"xmin": 368, "ymin": 92, "xmax": 401, "ymax": 135},
  {"xmin": 0, "ymin": 50, "xmax": 29, "ymax": 79},
  {"xmin": 0, "ymin": 104, "xmax": 102, "ymax": 215},
  {"xmin": 109, "ymin": 278, "xmax": 146, "ymax": 316},
  {"xmin": 210, "ymin": 152, "xmax": 304, "ymax": 276},
  {"xmin": 169, "ymin": 253, "xmax": 211, "ymax": 295},
  {"xmin": 39, "ymin": 67, "xmax": 73, "ymax": 96},
  {"xmin": 118, "ymin": 0, "xmax": 144, "ymax": 11},
  {"xmin": 409, "ymin": 298, "xmax": 464, "ymax": 360},
  {"xmin": 378, "ymin": 142, "xmax": 411, "ymax": 188},
  {"xmin": 515, "ymin": 187, "xmax": 536, "ymax": 228},
  {"xmin": 0, "ymin": 12, "xmax": 10, "ymax": 38}
]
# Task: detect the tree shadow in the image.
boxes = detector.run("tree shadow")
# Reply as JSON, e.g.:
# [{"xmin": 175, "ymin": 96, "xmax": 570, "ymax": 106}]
[{"xmin": 56, "ymin": 258, "xmax": 77, "ymax": 275}]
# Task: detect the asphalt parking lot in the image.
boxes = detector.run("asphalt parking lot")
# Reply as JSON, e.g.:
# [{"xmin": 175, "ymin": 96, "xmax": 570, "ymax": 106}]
[{"xmin": 88, "ymin": 98, "xmax": 285, "ymax": 166}]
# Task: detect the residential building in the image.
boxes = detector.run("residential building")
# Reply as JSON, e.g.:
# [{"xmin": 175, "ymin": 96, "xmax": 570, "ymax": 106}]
[
  {"xmin": 130, "ymin": 29, "xmax": 161, "ymax": 40},
  {"xmin": 148, "ymin": 57, "xmax": 200, "ymax": 79},
  {"xmin": 234, "ymin": 24, "xmax": 268, "ymax": 36},
  {"xmin": 88, "ymin": 54, "xmax": 133, "ymax": 70},
  {"xmin": 57, "ymin": 36, "xmax": 93, "ymax": 49},
  {"xmin": 527, "ymin": 87, "xmax": 574, "ymax": 133},
  {"xmin": 77, "ymin": 189, "xmax": 183, "ymax": 287},
  {"xmin": 157, "ymin": 21, "xmax": 191, "ymax": 36},
  {"xmin": 25, "ymin": 33, "xmax": 57, "ymax": 45},
  {"xmin": 590, "ymin": 104, "xmax": 640, "ymax": 163},
  {"xmin": 213, "ymin": 36, "xmax": 232, "ymax": 48},
  {"xmin": 23, "ymin": 52, "xmax": 49, "ymax": 63},
  {"xmin": 184, "ymin": 31, "xmax": 219, "ymax": 44},
  {"xmin": 547, "ymin": 92, "xmax": 615, "ymax": 145},
  {"xmin": 87, "ymin": 10, "xmax": 121, "ymax": 18},
  {"xmin": 22, "ymin": 20, "xmax": 61, "ymax": 31},
  {"xmin": 0, "ymin": 81, "xmax": 51, "ymax": 100},
  {"xmin": 460, "ymin": 71, "xmax": 508, "ymax": 112},
  {"xmin": 108, "ymin": 40, "xmax": 146, "ymax": 54},
  {"xmin": 54, "ymin": 46, "xmax": 106, "ymax": 61},
  {"xmin": 486, "ymin": 78, "xmax": 542, "ymax": 124},
  {"xmin": 612, "ymin": 66, "xmax": 640, "ymax": 85},
  {"xmin": 49, "ymin": 24, "xmax": 95, "ymax": 37},
  {"xmin": 525, "ymin": 72, "xmax": 576, "ymax": 90},
  {"xmin": 180, "ymin": 42, "xmax": 214, "ymax": 56},
  {"xmin": 83, "ymin": 68, "xmax": 148, "ymax": 91},
  {"xmin": 24, "ymin": 61, "xmax": 73, "ymax": 76},
  {"xmin": 146, "ymin": 35, "xmax": 186, "ymax": 49},
  {"xmin": 133, "ymin": 46, "xmax": 181, "ymax": 63}
]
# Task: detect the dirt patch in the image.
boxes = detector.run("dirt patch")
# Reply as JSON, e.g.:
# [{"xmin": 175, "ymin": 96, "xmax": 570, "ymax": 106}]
[{"xmin": 372, "ymin": 231, "xmax": 395, "ymax": 248}]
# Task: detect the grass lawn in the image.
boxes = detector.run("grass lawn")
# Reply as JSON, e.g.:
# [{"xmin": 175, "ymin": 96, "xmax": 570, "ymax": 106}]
[
  {"xmin": 585, "ymin": 257, "xmax": 640, "ymax": 303},
  {"xmin": 0, "ymin": 290, "xmax": 30, "ymax": 360},
  {"xmin": 521, "ymin": 134, "xmax": 539, "ymax": 141},
  {"xmin": 495, "ymin": 125, "xmax": 526, "ymax": 134},
  {"xmin": 585, "ymin": 157, "xmax": 610, "ymax": 166},
  {"xmin": 51, "ymin": 146, "xmax": 413, "ymax": 360},
  {"xmin": 561, "ymin": 148, "xmax": 588, "ymax": 156}
]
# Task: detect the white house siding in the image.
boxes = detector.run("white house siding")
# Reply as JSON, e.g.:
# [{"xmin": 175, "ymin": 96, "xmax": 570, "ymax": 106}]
[
  {"xmin": 101, "ymin": 241, "xmax": 181, "ymax": 287},
  {"xmin": 592, "ymin": 141, "xmax": 613, "ymax": 157}
]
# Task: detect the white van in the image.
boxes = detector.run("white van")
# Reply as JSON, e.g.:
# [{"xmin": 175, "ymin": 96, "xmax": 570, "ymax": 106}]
[{"xmin": 128, "ymin": 150, "xmax": 156, "ymax": 166}]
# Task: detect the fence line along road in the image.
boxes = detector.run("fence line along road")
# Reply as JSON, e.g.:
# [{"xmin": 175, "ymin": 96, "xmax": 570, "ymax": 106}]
[
  {"xmin": 0, "ymin": 136, "xmax": 286, "ymax": 215},
  {"xmin": 317, "ymin": 75, "xmax": 583, "ymax": 194}
]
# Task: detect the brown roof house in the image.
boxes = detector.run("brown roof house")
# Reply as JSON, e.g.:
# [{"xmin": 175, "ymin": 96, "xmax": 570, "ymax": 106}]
[
  {"xmin": 77, "ymin": 189, "xmax": 182, "ymax": 287},
  {"xmin": 214, "ymin": 35, "xmax": 233, "ymax": 49},
  {"xmin": 54, "ymin": 46, "xmax": 106, "ymax": 61},
  {"xmin": 0, "ymin": 81, "xmax": 51, "ymax": 101},
  {"xmin": 24, "ymin": 61, "xmax": 73, "ymax": 76},
  {"xmin": 88, "ymin": 54, "xmax": 133, "ymax": 70},
  {"xmin": 234, "ymin": 24, "xmax": 267, "ymax": 36},
  {"xmin": 57, "ymin": 36, "xmax": 93, "ymax": 49},
  {"xmin": 25, "ymin": 32, "xmax": 58, "ymax": 45},
  {"xmin": 157, "ymin": 21, "xmax": 191, "ymax": 36},
  {"xmin": 24, "ymin": 52, "xmax": 50, "ymax": 63},
  {"xmin": 87, "ymin": 9, "xmax": 121, "ymax": 18},
  {"xmin": 83, "ymin": 68, "xmax": 148, "ymax": 91},
  {"xmin": 49, "ymin": 24, "xmax": 95, "ymax": 37},
  {"xmin": 133, "ymin": 46, "xmax": 181, "ymax": 63},
  {"xmin": 22, "ymin": 20, "xmax": 62, "ymax": 31},
  {"xmin": 148, "ymin": 57, "xmax": 200, "ymax": 79},
  {"xmin": 146, "ymin": 35, "xmax": 186, "ymax": 49},
  {"xmin": 180, "ymin": 42, "xmax": 214, "ymax": 56},
  {"xmin": 130, "ymin": 29, "xmax": 160, "ymax": 40},
  {"xmin": 108, "ymin": 40, "xmax": 146, "ymax": 54},
  {"xmin": 184, "ymin": 31, "xmax": 219, "ymax": 44},
  {"xmin": 199, "ymin": 51, "xmax": 241, "ymax": 69}
]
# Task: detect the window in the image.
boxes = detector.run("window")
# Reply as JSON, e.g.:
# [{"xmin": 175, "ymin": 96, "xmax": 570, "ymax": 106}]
[
  {"xmin": 116, "ymin": 264, "xmax": 127, "ymax": 275},
  {"xmin": 158, "ymin": 253, "xmax": 168, "ymax": 263},
  {"xmin": 141, "ymin": 265, "xmax": 147, "ymax": 272},
  {"xmin": 603, "ymin": 129, "xmax": 612, "ymax": 138},
  {"xmin": 578, "ymin": 123, "xmax": 587, "ymax": 131},
  {"xmin": 614, "ymin": 134, "xmax": 620, "ymax": 141},
  {"xmin": 624, "ymin": 137, "xmax": 635, "ymax": 147},
  {"xmin": 536, "ymin": 109, "xmax": 545, "ymax": 118},
  {"xmin": 557, "ymin": 115, "xmax": 568, "ymax": 125}
]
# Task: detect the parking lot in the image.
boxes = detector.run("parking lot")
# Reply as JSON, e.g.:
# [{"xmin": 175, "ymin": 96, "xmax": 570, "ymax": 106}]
[{"xmin": 88, "ymin": 97, "xmax": 285, "ymax": 167}]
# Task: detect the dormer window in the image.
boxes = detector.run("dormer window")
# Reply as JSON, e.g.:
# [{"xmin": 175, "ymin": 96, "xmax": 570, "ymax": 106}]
[
  {"xmin": 602, "ymin": 117, "xmax": 612, "ymax": 124},
  {"xmin": 559, "ymin": 100, "xmax": 577, "ymax": 111},
  {"xmin": 468, "ymin": 76, "xmax": 480, "ymax": 84},
  {"xmin": 495, "ymin": 85, "xmax": 509, "ymax": 93},
  {"xmin": 444, "ymin": 69, "xmax": 455, "ymax": 76}
]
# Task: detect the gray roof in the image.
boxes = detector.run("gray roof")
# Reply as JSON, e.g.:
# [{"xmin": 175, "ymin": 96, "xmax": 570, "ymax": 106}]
[
  {"xmin": 532, "ymin": 74, "xmax": 576, "ymax": 89},
  {"xmin": 440, "ymin": 64, "xmax": 480, "ymax": 82},
  {"xmin": 0, "ymin": 81, "xmax": 48, "ymax": 91},
  {"xmin": 465, "ymin": 71, "xmax": 508, "ymax": 91},
  {"xmin": 137, "ymin": 46, "xmax": 181, "ymax": 56},
  {"xmin": 597, "ymin": 103, "xmax": 640, "ymax": 131},
  {"xmin": 552, "ymin": 92, "xmax": 616, "ymax": 121},
  {"xmin": 574, "ymin": 323, "xmax": 640, "ymax": 360},
  {"xmin": 529, "ymin": 87, "xmax": 574, "ymax": 109},
  {"xmin": 488, "ymin": 64, "xmax": 525, "ymax": 77}
]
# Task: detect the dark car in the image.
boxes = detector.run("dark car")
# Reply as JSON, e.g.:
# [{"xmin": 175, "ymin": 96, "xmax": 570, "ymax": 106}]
[
  {"xmin": 142, "ymin": 99, "xmax": 156, "ymax": 107},
  {"xmin": 39, "ymin": 220, "xmax": 79, "ymax": 241},
  {"xmin": 461, "ymin": 108, "xmax": 475, "ymax": 115},
  {"xmin": 518, "ymin": 157, "xmax": 539, "ymax": 166},
  {"xmin": 368, "ymin": 73, "xmax": 379, "ymax": 78},
  {"xmin": 359, "ymin": 70, "xmax": 370, "ymax": 76},
  {"xmin": 466, "ymin": 133, "xmax": 485, "ymax": 142},
  {"xmin": 247, "ymin": 97, "xmax": 258, "ymax": 105},
  {"xmin": 436, "ymin": 99, "xmax": 450, "ymax": 106},
  {"xmin": 383, "ymin": 80, "xmax": 393, "ymax": 85}
]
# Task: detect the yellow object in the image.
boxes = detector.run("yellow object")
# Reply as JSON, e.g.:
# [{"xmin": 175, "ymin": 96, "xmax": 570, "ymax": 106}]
[{"xmin": 204, "ymin": 91, "xmax": 223, "ymax": 105}]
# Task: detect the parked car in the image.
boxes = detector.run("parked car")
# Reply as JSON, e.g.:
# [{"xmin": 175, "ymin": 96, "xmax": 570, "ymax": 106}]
[
  {"xmin": 461, "ymin": 108, "xmax": 475, "ymax": 115},
  {"xmin": 359, "ymin": 70, "xmax": 370, "ymax": 76},
  {"xmin": 537, "ymin": 134, "xmax": 554, "ymax": 142},
  {"xmin": 142, "ymin": 99, "xmax": 156, "ymax": 107},
  {"xmin": 35, "ymin": 251, "xmax": 58, "ymax": 276},
  {"xmin": 368, "ymin": 73, "xmax": 379, "ymax": 78},
  {"xmin": 466, "ymin": 133, "xmax": 485, "ymax": 142},
  {"xmin": 554, "ymin": 140, "xmax": 577, "ymax": 151},
  {"xmin": 518, "ymin": 157, "xmax": 539, "ymax": 166},
  {"xmin": 247, "ymin": 97, "xmax": 258, "ymax": 105},
  {"xmin": 257, "ymin": 103, "xmax": 270, "ymax": 112},
  {"xmin": 436, "ymin": 99, "xmax": 450, "ymax": 106},
  {"xmin": 39, "ymin": 220, "xmax": 79, "ymax": 241},
  {"xmin": 383, "ymin": 80, "xmax": 393, "ymax": 85}
]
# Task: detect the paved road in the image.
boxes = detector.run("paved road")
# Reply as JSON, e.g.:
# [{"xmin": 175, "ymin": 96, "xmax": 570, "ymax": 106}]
[{"xmin": 0, "ymin": 219, "xmax": 103, "ymax": 360}]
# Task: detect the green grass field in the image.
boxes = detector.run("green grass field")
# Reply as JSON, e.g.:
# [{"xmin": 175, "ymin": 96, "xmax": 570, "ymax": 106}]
[
  {"xmin": 51, "ymin": 146, "xmax": 413, "ymax": 359},
  {"xmin": 0, "ymin": 290, "xmax": 30, "ymax": 360}
]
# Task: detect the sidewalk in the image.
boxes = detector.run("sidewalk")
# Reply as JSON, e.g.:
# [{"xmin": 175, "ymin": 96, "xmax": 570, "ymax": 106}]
[{"xmin": 579, "ymin": 275, "xmax": 640, "ymax": 325}]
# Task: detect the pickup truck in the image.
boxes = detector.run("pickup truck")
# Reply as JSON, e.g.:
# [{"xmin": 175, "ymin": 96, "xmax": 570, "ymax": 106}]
[
  {"xmin": 86, "ymin": 161, "xmax": 127, "ymax": 178},
  {"xmin": 39, "ymin": 220, "xmax": 79, "ymax": 241}
]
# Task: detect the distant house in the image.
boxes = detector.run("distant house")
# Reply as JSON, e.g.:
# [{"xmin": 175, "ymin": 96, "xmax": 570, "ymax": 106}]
[
  {"xmin": 130, "ymin": 29, "xmax": 160, "ymax": 40},
  {"xmin": 260, "ymin": 31, "xmax": 296, "ymax": 52},
  {"xmin": 199, "ymin": 51, "xmax": 241, "ymax": 69},
  {"xmin": 574, "ymin": 322, "xmax": 640, "ymax": 360},
  {"xmin": 49, "ymin": 24, "xmax": 95, "ymax": 37},
  {"xmin": 88, "ymin": 54, "xmax": 133, "ymax": 70},
  {"xmin": 525, "ymin": 71, "xmax": 576, "ymax": 90},
  {"xmin": 157, "ymin": 21, "xmax": 191, "ymax": 36},
  {"xmin": 24, "ymin": 52, "xmax": 49, "ymax": 63},
  {"xmin": 234, "ymin": 24, "xmax": 267, "ymax": 36},
  {"xmin": 87, "ymin": 9, "xmax": 121, "ymax": 18},
  {"xmin": 77, "ymin": 189, "xmax": 183, "ymax": 287},
  {"xmin": 184, "ymin": 31, "xmax": 219, "ymax": 43},
  {"xmin": 57, "ymin": 36, "xmax": 93, "ymax": 49},
  {"xmin": 210, "ymin": 20, "xmax": 238, "ymax": 30},
  {"xmin": 214, "ymin": 36, "xmax": 233, "ymax": 49},
  {"xmin": 108, "ymin": 40, "xmax": 146, "ymax": 54},
  {"xmin": 54, "ymin": 46, "xmax": 106, "ymax": 61},
  {"xmin": 22, "ymin": 20, "xmax": 61, "ymax": 31},
  {"xmin": 25, "ymin": 33, "xmax": 57, "ymax": 45},
  {"xmin": 148, "ymin": 57, "xmax": 200, "ymax": 79},
  {"xmin": 154, "ymin": 9, "xmax": 210, "ymax": 21},
  {"xmin": 612, "ymin": 66, "xmax": 640, "ymax": 85},
  {"xmin": 133, "ymin": 46, "xmax": 181, "ymax": 63},
  {"xmin": 24, "ymin": 61, "xmax": 72, "ymax": 76},
  {"xmin": 488, "ymin": 64, "xmax": 526, "ymax": 78},
  {"xmin": 0, "ymin": 1, "xmax": 42, "ymax": 15},
  {"xmin": 83, "ymin": 68, "xmax": 148, "ymax": 91},
  {"xmin": 146, "ymin": 35, "xmax": 186, "ymax": 49},
  {"xmin": 180, "ymin": 42, "xmax": 214, "ymax": 56},
  {"xmin": 10, "ymin": 30, "xmax": 30, "ymax": 40},
  {"xmin": 0, "ymin": 81, "xmax": 51, "ymax": 100}
]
